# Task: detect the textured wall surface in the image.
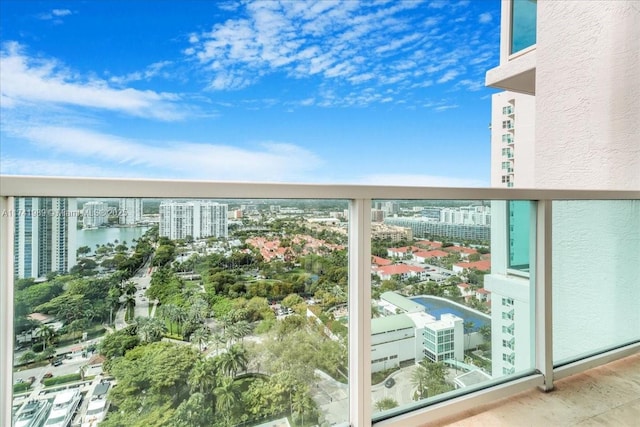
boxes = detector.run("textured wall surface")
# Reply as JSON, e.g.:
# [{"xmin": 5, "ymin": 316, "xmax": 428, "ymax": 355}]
[{"xmin": 536, "ymin": 1, "xmax": 640, "ymax": 190}]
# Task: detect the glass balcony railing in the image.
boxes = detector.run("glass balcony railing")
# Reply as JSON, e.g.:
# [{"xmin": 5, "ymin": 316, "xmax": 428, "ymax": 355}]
[
  {"xmin": 1, "ymin": 176, "xmax": 638, "ymax": 427},
  {"xmin": 511, "ymin": 0, "xmax": 537, "ymax": 54},
  {"xmin": 552, "ymin": 200, "xmax": 640, "ymax": 366}
]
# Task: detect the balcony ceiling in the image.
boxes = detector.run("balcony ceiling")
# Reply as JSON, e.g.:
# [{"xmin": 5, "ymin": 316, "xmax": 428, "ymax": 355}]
[{"xmin": 486, "ymin": 49, "xmax": 536, "ymax": 96}]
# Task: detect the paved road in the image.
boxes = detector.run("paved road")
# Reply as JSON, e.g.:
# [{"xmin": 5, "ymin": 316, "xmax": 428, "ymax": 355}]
[
  {"xmin": 115, "ymin": 259, "xmax": 154, "ymax": 330},
  {"xmin": 313, "ymin": 364, "xmax": 424, "ymax": 425}
]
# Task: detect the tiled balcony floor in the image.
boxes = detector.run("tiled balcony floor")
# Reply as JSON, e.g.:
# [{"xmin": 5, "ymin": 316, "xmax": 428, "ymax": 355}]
[{"xmin": 423, "ymin": 353, "xmax": 640, "ymax": 427}]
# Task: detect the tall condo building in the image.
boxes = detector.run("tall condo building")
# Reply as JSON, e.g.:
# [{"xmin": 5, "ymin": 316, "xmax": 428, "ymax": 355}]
[
  {"xmin": 485, "ymin": 1, "xmax": 639, "ymax": 376},
  {"xmin": 119, "ymin": 198, "xmax": 143, "ymax": 225},
  {"xmin": 490, "ymin": 91, "xmax": 535, "ymax": 189},
  {"xmin": 159, "ymin": 200, "xmax": 228, "ymax": 241},
  {"xmin": 82, "ymin": 201, "xmax": 108, "ymax": 229},
  {"xmin": 13, "ymin": 197, "xmax": 78, "ymax": 279}
]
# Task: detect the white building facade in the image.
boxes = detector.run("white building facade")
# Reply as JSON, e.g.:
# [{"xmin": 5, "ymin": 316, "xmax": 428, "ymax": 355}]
[
  {"xmin": 82, "ymin": 201, "xmax": 108, "ymax": 229},
  {"xmin": 159, "ymin": 200, "xmax": 228, "ymax": 241},
  {"xmin": 13, "ymin": 197, "xmax": 77, "ymax": 279},
  {"xmin": 486, "ymin": 0, "xmax": 640, "ymax": 376},
  {"xmin": 119, "ymin": 198, "xmax": 143, "ymax": 225}
]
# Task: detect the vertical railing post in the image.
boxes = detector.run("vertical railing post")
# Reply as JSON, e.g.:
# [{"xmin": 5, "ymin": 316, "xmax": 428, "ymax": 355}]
[
  {"xmin": 0, "ymin": 196, "xmax": 15, "ymax": 427},
  {"xmin": 535, "ymin": 199, "xmax": 554, "ymax": 391},
  {"xmin": 348, "ymin": 198, "xmax": 372, "ymax": 426}
]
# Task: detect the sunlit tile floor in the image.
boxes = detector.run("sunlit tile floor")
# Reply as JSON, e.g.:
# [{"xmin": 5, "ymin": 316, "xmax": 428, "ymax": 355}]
[{"xmin": 424, "ymin": 353, "xmax": 640, "ymax": 427}]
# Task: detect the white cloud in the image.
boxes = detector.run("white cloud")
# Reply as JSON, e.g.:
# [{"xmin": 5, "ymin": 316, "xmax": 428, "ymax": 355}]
[
  {"xmin": 357, "ymin": 173, "xmax": 486, "ymax": 187},
  {"xmin": 184, "ymin": 0, "xmax": 497, "ymax": 103},
  {"xmin": 434, "ymin": 104, "xmax": 459, "ymax": 112},
  {"xmin": 0, "ymin": 42, "xmax": 186, "ymax": 121},
  {"xmin": 456, "ymin": 79, "xmax": 484, "ymax": 91},
  {"xmin": 437, "ymin": 70, "xmax": 460, "ymax": 84},
  {"xmin": 38, "ymin": 8, "xmax": 74, "ymax": 22},
  {"xmin": 109, "ymin": 61, "xmax": 173, "ymax": 85},
  {"xmin": 428, "ymin": 1, "xmax": 447, "ymax": 9},
  {"xmin": 0, "ymin": 156, "xmax": 130, "ymax": 178},
  {"xmin": 52, "ymin": 9, "xmax": 73, "ymax": 17},
  {"xmin": 9, "ymin": 125, "xmax": 324, "ymax": 182},
  {"xmin": 479, "ymin": 13, "xmax": 492, "ymax": 24}
]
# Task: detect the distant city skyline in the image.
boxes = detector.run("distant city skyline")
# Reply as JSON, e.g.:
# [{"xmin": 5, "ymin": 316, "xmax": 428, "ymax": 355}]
[{"xmin": 1, "ymin": 0, "xmax": 501, "ymax": 186}]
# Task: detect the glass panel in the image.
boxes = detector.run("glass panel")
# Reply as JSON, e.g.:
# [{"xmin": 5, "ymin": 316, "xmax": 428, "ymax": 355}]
[
  {"xmin": 511, "ymin": 0, "xmax": 537, "ymax": 54},
  {"xmin": 371, "ymin": 200, "xmax": 534, "ymax": 421},
  {"xmin": 11, "ymin": 197, "xmax": 349, "ymax": 427},
  {"xmin": 508, "ymin": 201, "xmax": 531, "ymax": 272},
  {"xmin": 552, "ymin": 200, "xmax": 640, "ymax": 365}
]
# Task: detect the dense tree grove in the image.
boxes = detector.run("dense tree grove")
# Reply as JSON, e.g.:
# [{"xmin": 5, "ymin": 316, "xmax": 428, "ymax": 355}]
[
  {"xmin": 14, "ymin": 203, "xmax": 491, "ymax": 425},
  {"xmin": 14, "ymin": 229, "xmax": 154, "ymax": 359}
]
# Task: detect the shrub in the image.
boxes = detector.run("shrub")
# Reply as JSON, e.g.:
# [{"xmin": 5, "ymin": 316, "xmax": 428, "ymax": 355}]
[
  {"xmin": 43, "ymin": 373, "xmax": 81, "ymax": 387},
  {"xmin": 13, "ymin": 382, "xmax": 31, "ymax": 393}
]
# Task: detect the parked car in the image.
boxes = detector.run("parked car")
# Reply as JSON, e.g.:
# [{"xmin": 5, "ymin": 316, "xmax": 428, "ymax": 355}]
[{"xmin": 384, "ymin": 378, "xmax": 395, "ymax": 388}]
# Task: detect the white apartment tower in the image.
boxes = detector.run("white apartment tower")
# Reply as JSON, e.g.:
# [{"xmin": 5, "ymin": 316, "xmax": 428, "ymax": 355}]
[
  {"xmin": 159, "ymin": 200, "xmax": 228, "ymax": 241},
  {"xmin": 82, "ymin": 201, "xmax": 108, "ymax": 228},
  {"xmin": 490, "ymin": 91, "xmax": 535, "ymax": 189},
  {"xmin": 14, "ymin": 197, "xmax": 78, "ymax": 279},
  {"xmin": 119, "ymin": 198, "xmax": 143, "ymax": 225},
  {"xmin": 485, "ymin": 1, "xmax": 640, "ymax": 377}
]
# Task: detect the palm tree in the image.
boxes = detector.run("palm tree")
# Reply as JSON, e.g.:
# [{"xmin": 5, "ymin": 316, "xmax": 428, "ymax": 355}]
[
  {"xmin": 213, "ymin": 376, "xmax": 237, "ymax": 424},
  {"xmin": 464, "ymin": 321, "xmax": 475, "ymax": 349},
  {"xmin": 219, "ymin": 344, "xmax": 248, "ymax": 377},
  {"xmin": 374, "ymin": 397, "xmax": 398, "ymax": 412},
  {"xmin": 124, "ymin": 294, "xmax": 136, "ymax": 322},
  {"xmin": 37, "ymin": 324, "xmax": 55, "ymax": 351},
  {"xmin": 187, "ymin": 297, "xmax": 209, "ymax": 324},
  {"xmin": 157, "ymin": 304, "xmax": 177, "ymax": 334},
  {"xmin": 188, "ymin": 358, "xmax": 218, "ymax": 396},
  {"xmin": 211, "ymin": 332, "xmax": 225, "ymax": 353},
  {"xmin": 107, "ymin": 286, "xmax": 122, "ymax": 325},
  {"xmin": 410, "ymin": 365, "xmax": 429, "ymax": 399},
  {"xmin": 123, "ymin": 281, "xmax": 137, "ymax": 296},
  {"xmin": 174, "ymin": 306, "xmax": 188, "ymax": 335},
  {"xmin": 136, "ymin": 316, "xmax": 167, "ymax": 343},
  {"xmin": 226, "ymin": 321, "xmax": 251, "ymax": 345},
  {"xmin": 190, "ymin": 326, "xmax": 211, "ymax": 351}
]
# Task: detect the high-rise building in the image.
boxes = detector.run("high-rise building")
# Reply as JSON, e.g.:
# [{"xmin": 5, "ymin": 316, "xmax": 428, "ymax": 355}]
[
  {"xmin": 159, "ymin": 200, "xmax": 228, "ymax": 240},
  {"xmin": 490, "ymin": 92, "xmax": 535, "ymax": 189},
  {"xmin": 119, "ymin": 198, "xmax": 143, "ymax": 225},
  {"xmin": 13, "ymin": 197, "xmax": 77, "ymax": 279},
  {"xmin": 486, "ymin": 1, "xmax": 640, "ymax": 376},
  {"xmin": 82, "ymin": 201, "xmax": 108, "ymax": 229}
]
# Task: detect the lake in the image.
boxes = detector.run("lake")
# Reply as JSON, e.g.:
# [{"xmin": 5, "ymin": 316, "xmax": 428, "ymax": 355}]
[{"xmin": 76, "ymin": 226, "xmax": 150, "ymax": 253}]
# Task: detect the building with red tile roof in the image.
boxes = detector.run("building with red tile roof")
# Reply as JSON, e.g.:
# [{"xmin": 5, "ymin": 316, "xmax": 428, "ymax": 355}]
[
  {"xmin": 415, "ymin": 240, "xmax": 443, "ymax": 249},
  {"xmin": 452, "ymin": 260, "xmax": 491, "ymax": 274},
  {"xmin": 412, "ymin": 250, "xmax": 450, "ymax": 262},
  {"xmin": 373, "ymin": 264, "xmax": 427, "ymax": 281},
  {"xmin": 372, "ymin": 256, "xmax": 393, "ymax": 266},
  {"xmin": 445, "ymin": 246, "xmax": 479, "ymax": 258}
]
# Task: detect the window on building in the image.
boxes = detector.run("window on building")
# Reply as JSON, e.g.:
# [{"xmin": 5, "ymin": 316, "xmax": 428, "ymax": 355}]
[{"xmin": 510, "ymin": 0, "xmax": 537, "ymax": 54}]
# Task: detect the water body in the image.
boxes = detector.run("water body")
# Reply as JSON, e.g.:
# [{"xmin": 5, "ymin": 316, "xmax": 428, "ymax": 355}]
[
  {"xmin": 76, "ymin": 226, "xmax": 150, "ymax": 253},
  {"xmin": 412, "ymin": 296, "xmax": 490, "ymax": 332}
]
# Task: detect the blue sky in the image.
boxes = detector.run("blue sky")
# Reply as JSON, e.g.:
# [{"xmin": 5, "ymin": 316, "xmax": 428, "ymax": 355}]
[{"xmin": 0, "ymin": 0, "xmax": 500, "ymax": 186}]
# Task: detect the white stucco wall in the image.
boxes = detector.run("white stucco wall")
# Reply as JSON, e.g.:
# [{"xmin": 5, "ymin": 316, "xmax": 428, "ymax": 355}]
[
  {"xmin": 535, "ymin": 1, "xmax": 640, "ymax": 190},
  {"xmin": 535, "ymin": 2, "xmax": 640, "ymax": 362}
]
